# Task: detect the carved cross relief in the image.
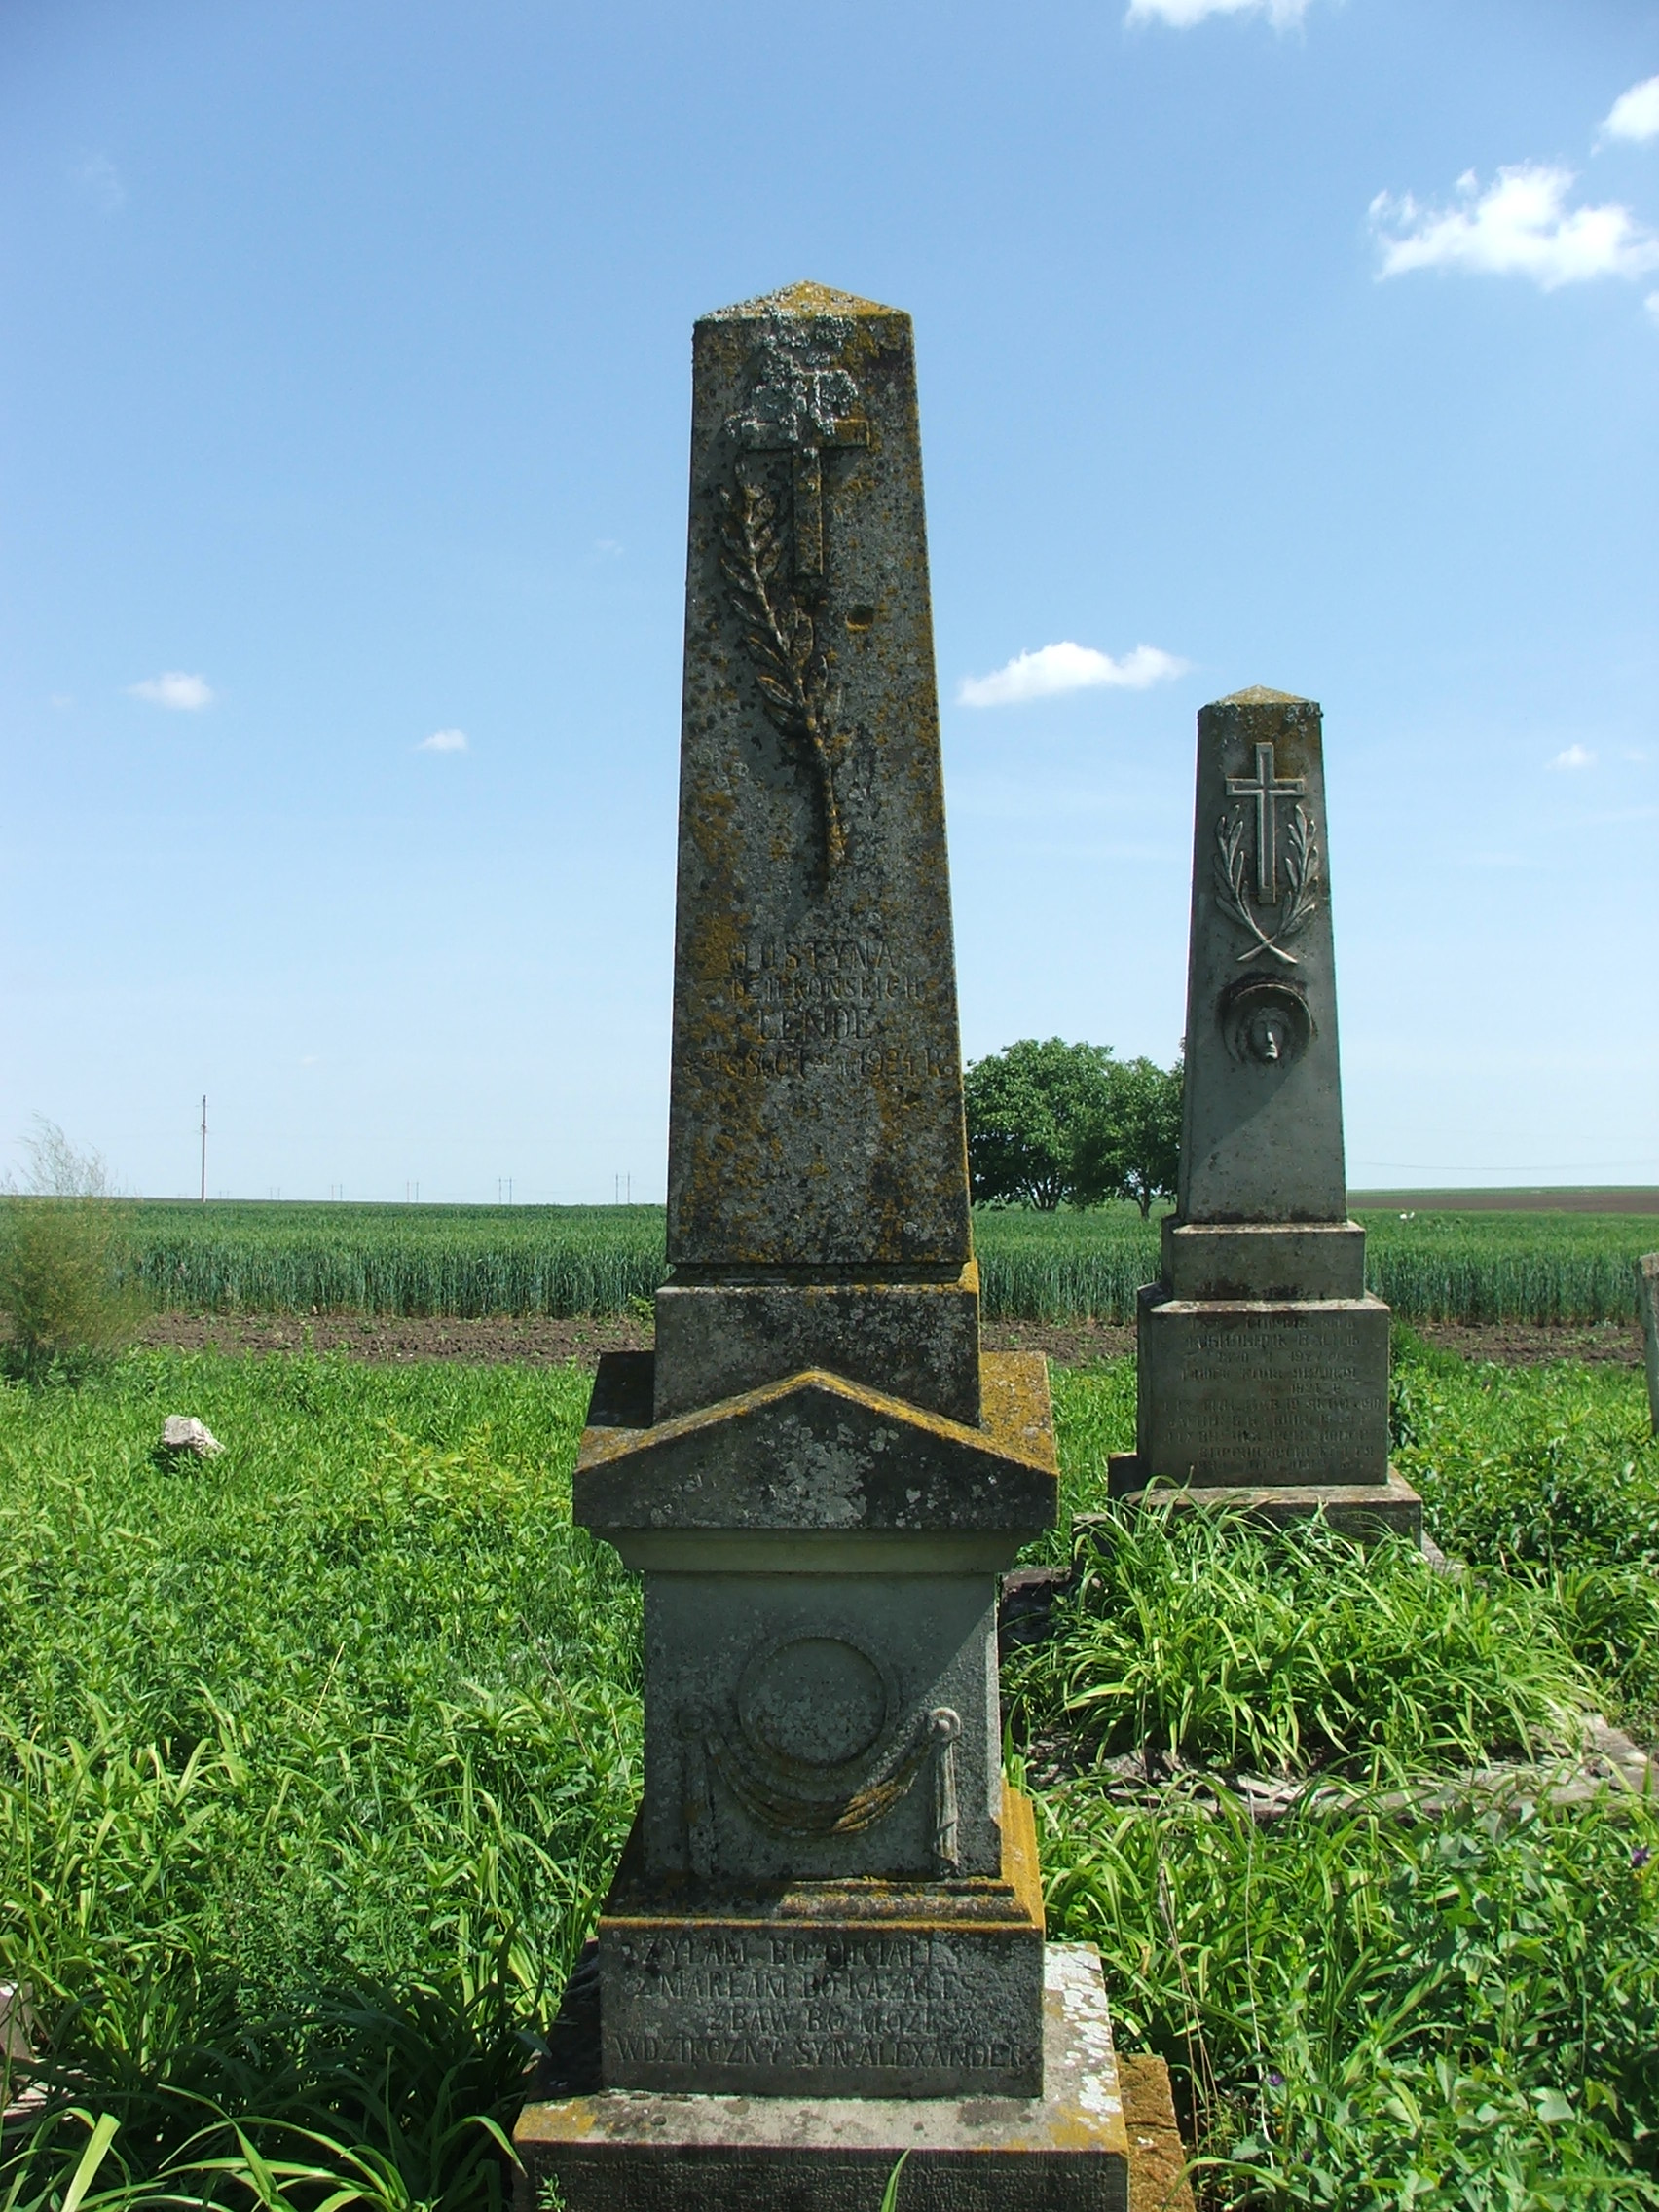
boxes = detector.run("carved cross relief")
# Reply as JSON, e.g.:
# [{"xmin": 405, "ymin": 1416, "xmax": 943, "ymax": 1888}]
[
  {"xmin": 719, "ymin": 326, "xmax": 869, "ymax": 877},
  {"xmin": 724, "ymin": 328, "xmax": 869, "ymax": 591},
  {"xmin": 1213, "ymin": 737, "xmax": 1322, "ymax": 967},
  {"xmin": 1226, "ymin": 741, "xmax": 1306, "ymax": 903}
]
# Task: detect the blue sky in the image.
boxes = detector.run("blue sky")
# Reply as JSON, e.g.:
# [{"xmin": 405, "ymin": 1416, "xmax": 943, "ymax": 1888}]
[{"xmin": 3, "ymin": 0, "xmax": 1655, "ymax": 1201}]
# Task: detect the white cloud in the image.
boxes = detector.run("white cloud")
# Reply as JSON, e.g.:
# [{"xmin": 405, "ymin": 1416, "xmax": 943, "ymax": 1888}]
[
  {"xmin": 1548, "ymin": 743, "xmax": 1596, "ymax": 770},
  {"xmin": 129, "ymin": 672, "xmax": 214, "ymax": 710},
  {"xmin": 1371, "ymin": 165, "xmax": 1659, "ymax": 290},
  {"xmin": 1602, "ymin": 74, "xmax": 1659, "ymax": 145},
  {"xmin": 75, "ymin": 153, "xmax": 125, "ymax": 214},
  {"xmin": 49, "ymin": 693, "xmax": 74, "ymax": 711},
  {"xmin": 591, "ymin": 538, "xmax": 624, "ymax": 559},
  {"xmin": 957, "ymin": 641, "xmax": 1187, "ymax": 708},
  {"xmin": 1126, "ymin": 0, "xmax": 1313, "ymax": 24},
  {"xmin": 418, "ymin": 727, "xmax": 468, "ymax": 752}
]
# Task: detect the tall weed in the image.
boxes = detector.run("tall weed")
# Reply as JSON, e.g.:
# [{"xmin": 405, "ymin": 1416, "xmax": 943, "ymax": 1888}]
[{"xmin": 1009, "ymin": 1510, "xmax": 1589, "ymax": 1777}]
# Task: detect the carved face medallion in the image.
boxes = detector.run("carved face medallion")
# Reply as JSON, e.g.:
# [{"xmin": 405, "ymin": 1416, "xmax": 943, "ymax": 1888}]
[
  {"xmin": 738, "ymin": 1635, "xmax": 889, "ymax": 1770},
  {"xmin": 1220, "ymin": 977, "xmax": 1311, "ymax": 1069}
]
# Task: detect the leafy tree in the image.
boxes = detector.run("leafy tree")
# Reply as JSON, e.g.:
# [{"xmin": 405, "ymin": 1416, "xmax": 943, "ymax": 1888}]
[
  {"xmin": 962, "ymin": 1039, "xmax": 1115, "ymax": 1209},
  {"xmin": 1070, "ymin": 1054, "xmax": 1184, "ymax": 1218}
]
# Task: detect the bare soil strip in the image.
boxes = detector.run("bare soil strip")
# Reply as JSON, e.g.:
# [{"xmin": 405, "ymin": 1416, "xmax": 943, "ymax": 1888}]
[
  {"xmin": 1352, "ymin": 1186, "xmax": 1659, "ymax": 1213},
  {"xmin": 134, "ymin": 1312, "xmax": 1644, "ymax": 1369}
]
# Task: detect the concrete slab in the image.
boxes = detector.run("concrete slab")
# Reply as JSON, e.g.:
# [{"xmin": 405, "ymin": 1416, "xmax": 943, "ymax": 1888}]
[{"xmin": 515, "ymin": 1941, "xmax": 1131, "ymax": 2212}]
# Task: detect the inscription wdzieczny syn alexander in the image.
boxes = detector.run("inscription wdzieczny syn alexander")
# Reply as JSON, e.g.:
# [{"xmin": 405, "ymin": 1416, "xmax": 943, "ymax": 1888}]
[{"xmin": 609, "ymin": 1930, "xmax": 1029, "ymax": 2075}]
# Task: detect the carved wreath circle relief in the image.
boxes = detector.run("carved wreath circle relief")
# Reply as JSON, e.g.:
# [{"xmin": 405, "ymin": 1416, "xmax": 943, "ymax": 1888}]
[
  {"xmin": 679, "ymin": 1628, "xmax": 963, "ymax": 1867},
  {"xmin": 738, "ymin": 1634, "xmax": 890, "ymax": 1771}
]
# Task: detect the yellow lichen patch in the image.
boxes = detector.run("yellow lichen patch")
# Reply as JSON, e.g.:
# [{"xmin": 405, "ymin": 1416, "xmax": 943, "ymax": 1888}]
[{"xmin": 706, "ymin": 279, "xmax": 899, "ymax": 320}]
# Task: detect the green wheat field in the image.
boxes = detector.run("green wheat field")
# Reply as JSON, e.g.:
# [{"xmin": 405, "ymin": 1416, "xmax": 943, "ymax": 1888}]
[{"xmin": 115, "ymin": 1199, "xmax": 1653, "ymax": 1327}]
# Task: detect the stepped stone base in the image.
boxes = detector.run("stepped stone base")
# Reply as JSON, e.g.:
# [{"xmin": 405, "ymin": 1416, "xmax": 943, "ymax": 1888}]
[
  {"xmin": 514, "ymin": 1942, "xmax": 1133, "ymax": 2212},
  {"xmin": 1107, "ymin": 1457, "xmax": 1423, "ymax": 1544}
]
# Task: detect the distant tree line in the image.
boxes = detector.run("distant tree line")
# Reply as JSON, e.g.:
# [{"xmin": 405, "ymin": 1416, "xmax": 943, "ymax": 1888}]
[{"xmin": 962, "ymin": 1038, "xmax": 1183, "ymax": 1215}]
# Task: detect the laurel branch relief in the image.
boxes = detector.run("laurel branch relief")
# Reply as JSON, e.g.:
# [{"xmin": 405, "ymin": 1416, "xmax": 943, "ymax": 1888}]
[
  {"xmin": 1214, "ymin": 803, "xmax": 1321, "ymax": 965},
  {"xmin": 719, "ymin": 470, "xmax": 853, "ymax": 878}
]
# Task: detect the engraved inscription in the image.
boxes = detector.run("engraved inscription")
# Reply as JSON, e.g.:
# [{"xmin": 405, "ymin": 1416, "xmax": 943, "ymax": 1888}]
[
  {"xmin": 1163, "ymin": 1317, "xmax": 1383, "ymax": 1480},
  {"xmin": 692, "ymin": 934, "xmax": 949, "ymax": 1087},
  {"xmin": 609, "ymin": 1931, "xmax": 1030, "ymax": 2077}
]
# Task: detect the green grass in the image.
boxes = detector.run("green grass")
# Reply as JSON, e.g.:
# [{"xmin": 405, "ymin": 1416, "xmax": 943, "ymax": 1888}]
[
  {"xmin": 2, "ymin": 1337, "xmax": 1657, "ymax": 2207},
  {"xmin": 1008, "ymin": 1513, "xmax": 1591, "ymax": 1780},
  {"xmin": 1040, "ymin": 1784, "xmax": 1659, "ymax": 2210},
  {"xmin": 0, "ymin": 1351, "xmax": 637, "ymax": 2207},
  {"xmin": 1360, "ymin": 1209, "xmax": 1655, "ymax": 1327},
  {"xmin": 1028, "ymin": 1335, "xmax": 1659, "ymax": 2205},
  {"xmin": 95, "ymin": 1199, "xmax": 1656, "ymax": 1329}
]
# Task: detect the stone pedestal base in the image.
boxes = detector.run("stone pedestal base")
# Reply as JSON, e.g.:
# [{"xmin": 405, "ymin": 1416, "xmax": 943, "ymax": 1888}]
[
  {"xmin": 597, "ymin": 1784, "xmax": 1046, "ymax": 2098},
  {"xmin": 1137, "ymin": 1290, "xmax": 1390, "ymax": 1488},
  {"xmin": 653, "ymin": 1265, "xmax": 982, "ymax": 1425},
  {"xmin": 1106, "ymin": 1458, "xmax": 1423, "ymax": 1544},
  {"xmin": 514, "ymin": 1942, "xmax": 1132, "ymax": 2212}
]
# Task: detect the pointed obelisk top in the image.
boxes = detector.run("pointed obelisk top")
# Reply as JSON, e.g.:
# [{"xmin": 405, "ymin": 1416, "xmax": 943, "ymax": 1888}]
[
  {"xmin": 1217, "ymin": 684, "xmax": 1307, "ymax": 707},
  {"xmin": 705, "ymin": 279, "xmax": 899, "ymax": 320}
]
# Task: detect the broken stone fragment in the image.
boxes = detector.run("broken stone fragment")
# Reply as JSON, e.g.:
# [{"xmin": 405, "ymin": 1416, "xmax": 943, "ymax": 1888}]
[
  {"xmin": 160, "ymin": 1415, "xmax": 223, "ymax": 1457},
  {"xmin": 0, "ymin": 1982, "xmax": 31, "ymax": 2064}
]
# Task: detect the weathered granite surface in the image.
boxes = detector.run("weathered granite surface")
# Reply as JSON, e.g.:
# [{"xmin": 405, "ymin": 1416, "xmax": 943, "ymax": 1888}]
[
  {"xmin": 577, "ymin": 1351, "xmax": 1055, "ymax": 1888},
  {"xmin": 654, "ymin": 1266, "xmax": 980, "ymax": 1424},
  {"xmin": 1107, "ymin": 1461, "xmax": 1424, "ymax": 1543},
  {"xmin": 516, "ymin": 1941, "xmax": 1130, "ymax": 2211},
  {"xmin": 577, "ymin": 1350, "xmax": 1057, "ymax": 1541},
  {"xmin": 1131, "ymin": 690, "xmax": 1414, "ymax": 1518},
  {"xmin": 1640, "ymin": 1253, "xmax": 1659, "ymax": 1435},
  {"xmin": 656, "ymin": 279, "xmax": 978, "ymax": 1423}
]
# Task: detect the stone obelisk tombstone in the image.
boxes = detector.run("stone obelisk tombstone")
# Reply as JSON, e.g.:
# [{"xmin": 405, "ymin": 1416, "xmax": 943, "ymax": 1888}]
[
  {"xmin": 1112, "ymin": 687, "xmax": 1421, "ymax": 1539},
  {"xmin": 515, "ymin": 285, "xmax": 1141, "ymax": 2210}
]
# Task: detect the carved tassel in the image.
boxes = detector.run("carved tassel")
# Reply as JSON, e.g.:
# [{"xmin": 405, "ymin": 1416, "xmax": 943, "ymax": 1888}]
[{"xmin": 929, "ymin": 1707, "xmax": 962, "ymax": 1875}]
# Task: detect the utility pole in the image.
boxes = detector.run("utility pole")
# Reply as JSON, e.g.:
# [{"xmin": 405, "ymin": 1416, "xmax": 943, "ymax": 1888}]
[{"xmin": 200, "ymin": 1095, "xmax": 207, "ymax": 1202}]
